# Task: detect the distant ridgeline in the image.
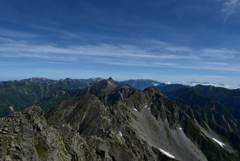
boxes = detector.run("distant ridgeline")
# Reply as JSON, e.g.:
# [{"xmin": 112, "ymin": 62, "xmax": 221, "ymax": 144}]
[
  {"xmin": 0, "ymin": 78, "xmax": 240, "ymax": 133},
  {"xmin": 0, "ymin": 78, "xmax": 239, "ymax": 160},
  {"xmin": 0, "ymin": 77, "xmax": 102, "ymax": 117}
]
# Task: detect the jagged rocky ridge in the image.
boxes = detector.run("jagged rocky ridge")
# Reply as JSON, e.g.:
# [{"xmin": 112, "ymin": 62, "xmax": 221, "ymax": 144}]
[
  {"xmin": 159, "ymin": 86, "xmax": 240, "ymax": 134},
  {"xmin": 0, "ymin": 78, "xmax": 240, "ymax": 160}
]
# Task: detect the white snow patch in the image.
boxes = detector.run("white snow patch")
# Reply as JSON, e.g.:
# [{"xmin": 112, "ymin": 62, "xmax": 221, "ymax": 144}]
[
  {"xmin": 108, "ymin": 81, "xmax": 113, "ymax": 86},
  {"xmin": 119, "ymin": 132, "xmax": 122, "ymax": 137},
  {"xmin": 134, "ymin": 108, "xmax": 138, "ymax": 112},
  {"xmin": 166, "ymin": 82, "xmax": 171, "ymax": 85},
  {"xmin": 158, "ymin": 148, "xmax": 175, "ymax": 159},
  {"xmin": 213, "ymin": 138, "xmax": 225, "ymax": 147},
  {"xmin": 144, "ymin": 105, "xmax": 147, "ymax": 108},
  {"xmin": 152, "ymin": 83, "xmax": 159, "ymax": 86},
  {"xmin": 179, "ymin": 127, "xmax": 182, "ymax": 130}
]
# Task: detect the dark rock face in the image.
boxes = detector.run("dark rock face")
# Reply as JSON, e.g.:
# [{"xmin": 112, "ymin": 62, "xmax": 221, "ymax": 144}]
[
  {"xmin": 45, "ymin": 94, "xmax": 172, "ymax": 161},
  {"xmin": 0, "ymin": 106, "xmax": 67, "ymax": 160},
  {"xmin": 0, "ymin": 78, "xmax": 240, "ymax": 161},
  {"xmin": 161, "ymin": 86, "xmax": 240, "ymax": 133},
  {"xmin": 0, "ymin": 106, "xmax": 116, "ymax": 161},
  {"xmin": 0, "ymin": 106, "xmax": 170, "ymax": 161}
]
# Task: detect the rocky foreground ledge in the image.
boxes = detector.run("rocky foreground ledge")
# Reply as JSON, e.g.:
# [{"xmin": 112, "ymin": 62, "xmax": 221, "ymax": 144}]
[
  {"xmin": 0, "ymin": 106, "xmax": 82, "ymax": 161},
  {"xmin": 0, "ymin": 106, "xmax": 173, "ymax": 161}
]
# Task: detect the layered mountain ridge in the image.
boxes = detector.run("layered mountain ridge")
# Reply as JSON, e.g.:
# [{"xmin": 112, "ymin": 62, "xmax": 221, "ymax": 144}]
[
  {"xmin": 157, "ymin": 85, "xmax": 240, "ymax": 134},
  {"xmin": 0, "ymin": 78, "xmax": 103, "ymax": 117},
  {"xmin": 0, "ymin": 78, "xmax": 239, "ymax": 160}
]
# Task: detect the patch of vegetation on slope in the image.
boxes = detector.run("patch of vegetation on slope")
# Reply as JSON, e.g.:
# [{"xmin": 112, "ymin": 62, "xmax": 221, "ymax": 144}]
[
  {"xmin": 193, "ymin": 85, "xmax": 240, "ymax": 111},
  {"xmin": 173, "ymin": 98, "xmax": 240, "ymax": 133}
]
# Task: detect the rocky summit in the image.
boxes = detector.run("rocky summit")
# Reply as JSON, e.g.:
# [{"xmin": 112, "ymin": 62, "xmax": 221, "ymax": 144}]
[{"xmin": 0, "ymin": 78, "xmax": 239, "ymax": 161}]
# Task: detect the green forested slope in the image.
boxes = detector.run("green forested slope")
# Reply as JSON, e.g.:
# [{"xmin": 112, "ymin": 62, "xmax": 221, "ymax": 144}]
[{"xmin": 0, "ymin": 80, "xmax": 74, "ymax": 117}]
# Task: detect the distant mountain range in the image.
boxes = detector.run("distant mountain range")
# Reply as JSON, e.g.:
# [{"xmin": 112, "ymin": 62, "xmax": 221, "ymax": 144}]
[
  {"xmin": 22, "ymin": 77, "xmax": 103, "ymax": 89},
  {"xmin": 0, "ymin": 77, "xmax": 240, "ymax": 117},
  {"xmin": 118, "ymin": 79, "xmax": 162, "ymax": 91},
  {"xmin": 174, "ymin": 81, "xmax": 240, "ymax": 90},
  {"xmin": 0, "ymin": 77, "xmax": 239, "ymax": 160},
  {"xmin": 20, "ymin": 77, "xmax": 240, "ymax": 89}
]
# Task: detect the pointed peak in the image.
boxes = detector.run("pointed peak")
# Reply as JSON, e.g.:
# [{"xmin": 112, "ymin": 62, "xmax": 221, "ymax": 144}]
[
  {"xmin": 97, "ymin": 77, "xmax": 114, "ymax": 84},
  {"xmin": 144, "ymin": 86, "xmax": 164, "ymax": 96}
]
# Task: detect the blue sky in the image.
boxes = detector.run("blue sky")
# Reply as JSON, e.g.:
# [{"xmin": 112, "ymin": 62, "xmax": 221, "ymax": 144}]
[{"xmin": 0, "ymin": 0, "xmax": 240, "ymax": 87}]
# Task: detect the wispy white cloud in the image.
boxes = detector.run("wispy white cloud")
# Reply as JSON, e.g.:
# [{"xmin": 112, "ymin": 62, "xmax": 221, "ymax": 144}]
[
  {"xmin": 200, "ymin": 48, "xmax": 237, "ymax": 59},
  {"xmin": 165, "ymin": 46, "xmax": 192, "ymax": 52},
  {"xmin": 205, "ymin": 62, "xmax": 230, "ymax": 65},
  {"xmin": 0, "ymin": 37, "xmax": 239, "ymax": 72},
  {"xmin": 99, "ymin": 59, "xmax": 177, "ymax": 67},
  {"xmin": 176, "ymin": 63, "xmax": 240, "ymax": 72},
  {"xmin": 178, "ymin": 81, "xmax": 240, "ymax": 89},
  {"xmin": 158, "ymin": 74, "xmax": 240, "ymax": 89},
  {"xmin": 221, "ymin": 0, "xmax": 240, "ymax": 21},
  {"xmin": 0, "ymin": 38, "xmax": 199, "ymax": 60}
]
